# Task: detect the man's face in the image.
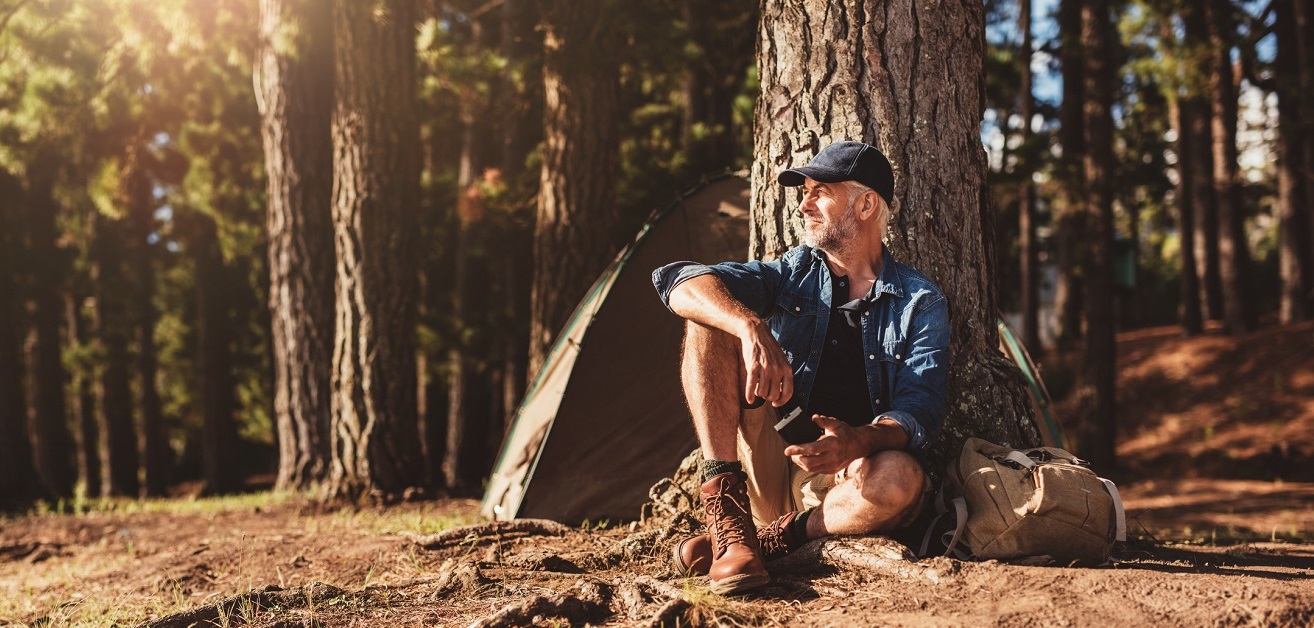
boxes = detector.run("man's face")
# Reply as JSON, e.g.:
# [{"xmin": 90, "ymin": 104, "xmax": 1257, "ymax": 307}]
[{"xmin": 799, "ymin": 179, "xmax": 859, "ymax": 252}]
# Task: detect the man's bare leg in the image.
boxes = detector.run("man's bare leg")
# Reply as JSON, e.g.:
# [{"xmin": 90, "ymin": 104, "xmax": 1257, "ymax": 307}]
[
  {"xmin": 681, "ymin": 321, "xmax": 744, "ymax": 461},
  {"xmin": 678, "ymin": 320, "xmax": 768, "ymax": 594},
  {"xmin": 806, "ymin": 450, "xmax": 925, "ymax": 537}
]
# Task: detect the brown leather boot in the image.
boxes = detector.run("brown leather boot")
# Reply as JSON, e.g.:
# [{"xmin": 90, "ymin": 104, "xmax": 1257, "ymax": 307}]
[
  {"xmin": 673, "ymin": 510, "xmax": 805, "ymax": 577},
  {"xmin": 697, "ymin": 472, "xmax": 769, "ymax": 594}
]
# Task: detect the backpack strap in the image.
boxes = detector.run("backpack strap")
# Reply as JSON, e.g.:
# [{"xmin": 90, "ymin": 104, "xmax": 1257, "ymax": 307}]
[
  {"xmin": 939, "ymin": 496, "xmax": 969, "ymax": 559},
  {"xmin": 1099, "ymin": 477, "xmax": 1127, "ymax": 542}
]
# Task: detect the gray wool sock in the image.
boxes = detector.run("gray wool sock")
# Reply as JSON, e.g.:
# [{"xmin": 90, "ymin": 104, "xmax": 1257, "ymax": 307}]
[{"xmin": 701, "ymin": 459, "xmax": 743, "ymax": 482}]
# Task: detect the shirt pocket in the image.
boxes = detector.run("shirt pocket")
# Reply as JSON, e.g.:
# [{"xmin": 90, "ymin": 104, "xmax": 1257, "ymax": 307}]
[
  {"xmin": 875, "ymin": 340, "xmax": 905, "ymax": 411},
  {"xmin": 772, "ymin": 291, "xmax": 817, "ymax": 368}
]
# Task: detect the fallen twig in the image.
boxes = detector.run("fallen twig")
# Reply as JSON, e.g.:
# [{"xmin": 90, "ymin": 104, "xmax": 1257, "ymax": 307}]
[
  {"xmin": 772, "ymin": 536, "xmax": 954, "ymax": 584},
  {"xmin": 137, "ymin": 582, "xmax": 345, "ymax": 628},
  {"xmin": 405, "ymin": 519, "xmax": 573, "ymax": 549},
  {"xmin": 645, "ymin": 598, "xmax": 692, "ymax": 627}
]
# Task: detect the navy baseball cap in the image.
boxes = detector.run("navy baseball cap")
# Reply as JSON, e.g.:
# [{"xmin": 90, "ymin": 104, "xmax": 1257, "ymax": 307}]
[{"xmin": 777, "ymin": 141, "xmax": 894, "ymax": 202}]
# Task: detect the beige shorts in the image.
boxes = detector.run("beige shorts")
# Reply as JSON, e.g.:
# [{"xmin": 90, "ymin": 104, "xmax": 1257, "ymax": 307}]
[{"xmin": 735, "ymin": 403, "xmax": 929, "ymax": 530}]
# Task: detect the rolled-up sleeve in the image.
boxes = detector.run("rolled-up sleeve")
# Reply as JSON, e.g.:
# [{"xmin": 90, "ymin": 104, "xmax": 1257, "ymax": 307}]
[
  {"xmin": 873, "ymin": 294, "xmax": 950, "ymax": 451},
  {"xmin": 652, "ymin": 257, "xmax": 790, "ymax": 319}
]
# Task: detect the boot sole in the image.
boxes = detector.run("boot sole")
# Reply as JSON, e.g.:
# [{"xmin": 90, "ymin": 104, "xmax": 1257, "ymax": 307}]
[{"xmin": 708, "ymin": 571, "xmax": 769, "ymax": 595}]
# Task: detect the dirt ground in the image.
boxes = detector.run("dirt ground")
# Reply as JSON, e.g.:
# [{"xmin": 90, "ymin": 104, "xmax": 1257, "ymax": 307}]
[{"xmin": 2, "ymin": 322, "xmax": 1312, "ymax": 627}]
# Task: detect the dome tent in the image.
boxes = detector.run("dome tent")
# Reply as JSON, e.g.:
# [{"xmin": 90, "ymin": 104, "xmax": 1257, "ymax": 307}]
[{"xmin": 482, "ymin": 175, "xmax": 750, "ymax": 523}]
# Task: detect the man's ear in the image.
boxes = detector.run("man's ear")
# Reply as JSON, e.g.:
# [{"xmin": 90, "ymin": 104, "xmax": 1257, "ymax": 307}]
[{"xmin": 859, "ymin": 191, "xmax": 878, "ymax": 219}]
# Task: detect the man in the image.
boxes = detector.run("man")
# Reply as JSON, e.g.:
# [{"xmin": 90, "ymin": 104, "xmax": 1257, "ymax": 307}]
[{"xmin": 651, "ymin": 140, "xmax": 949, "ymax": 595}]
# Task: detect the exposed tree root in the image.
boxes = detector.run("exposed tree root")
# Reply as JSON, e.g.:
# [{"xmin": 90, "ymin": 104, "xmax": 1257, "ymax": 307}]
[
  {"xmin": 645, "ymin": 598, "xmax": 692, "ymax": 627},
  {"xmin": 467, "ymin": 579, "xmax": 611, "ymax": 628},
  {"xmin": 404, "ymin": 519, "xmax": 573, "ymax": 549},
  {"xmin": 772, "ymin": 536, "xmax": 957, "ymax": 584},
  {"xmin": 137, "ymin": 582, "xmax": 345, "ymax": 628},
  {"xmin": 435, "ymin": 559, "xmax": 490, "ymax": 596}
]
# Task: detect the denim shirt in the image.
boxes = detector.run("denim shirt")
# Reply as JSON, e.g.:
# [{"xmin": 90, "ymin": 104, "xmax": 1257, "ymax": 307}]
[{"xmin": 652, "ymin": 245, "xmax": 949, "ymax": 451}]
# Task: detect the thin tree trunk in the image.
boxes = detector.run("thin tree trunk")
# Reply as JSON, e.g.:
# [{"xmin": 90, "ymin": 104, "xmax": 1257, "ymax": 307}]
[
  {"xmin": 753, "ymin": 0, "xmax": 1041, "ymax": 469},
  {"xmin": 1276, "ymin": 0, "xmax": 1309, "ymax": 323},
  {"xmin": 1207, "ymin": 0, "xmax": 1252, "ymax": 333},
  {"xmin": 193, "ymin": 213, "xmax": 241, "ymax": 495},
  {"xmin": 528, "ymin": 0, "xmax": 621, "ymax": 378},
  {"xmin": 92, "ymin": 212, "xmax": 140, "ymax": 497},
  {"xmin": 328, "ymin": 0, "xmax": 423, "ymax": 499},
  {"xmin": 1053, "ymin": 0, "xmax": 1086, "ymax": 348},
  {"xmin": 1296, "ymin": 0, "xmax": 1314, "ymax": 304},
  {"xmin": 1160, "ymin": 16, "xmax": 1204, "ymax": 334},
  {"xmin": 1183, "ymin": 3, "xmax": 1223, "ymax": 321},
  {"xmin": 122, "ymin": 155, "xmax": 169, "ymax": 497},
  {"xmin": 256, "ymin": 0, "xmax": 336, "ymax": 492},
  {"xmin": 1078, "ymin": 0, "xmax": 1117, "ymax": 470},
  {"xmin": 26, "ymin": 153, "xmax": 75, "ymax": 498},
  {"xmin": 1018, "ymin": 0, "xmax": 1040, "ymax": 350},
  {"xmin": 0, "ymin": 169, "xmax": 41, "ymax": 505},
  {"xmin": 66, "ymin": 290, "xmax": 101, "ymax": 495}
]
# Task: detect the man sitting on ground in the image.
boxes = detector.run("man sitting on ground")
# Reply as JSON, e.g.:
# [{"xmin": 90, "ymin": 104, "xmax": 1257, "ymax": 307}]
[{"xmin": 651, "ymin": 140, "xmax": 950, "ymax": 594}]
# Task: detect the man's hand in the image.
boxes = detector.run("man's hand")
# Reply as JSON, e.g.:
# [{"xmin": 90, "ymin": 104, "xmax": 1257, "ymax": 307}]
[
  {"xmin": 784, "ymin": 415, "xmax": 863, "ymax": 474},
  {"xmin": 739, "ymin": 320, "xmax": 793, "ymax": 406}
]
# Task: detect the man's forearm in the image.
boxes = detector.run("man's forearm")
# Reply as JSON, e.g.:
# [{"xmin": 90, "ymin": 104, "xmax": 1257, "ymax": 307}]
[
  {"xmin": 667, "ymin": 274, "xmax": 763, "ymax": 338},
  {"xmin": 854, "ymin": 420, "xmax": 911, "ymax": 457}
]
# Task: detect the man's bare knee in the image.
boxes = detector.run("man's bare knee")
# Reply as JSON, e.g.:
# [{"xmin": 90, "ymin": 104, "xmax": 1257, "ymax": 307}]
[{"xmin": 849, "ymin": 450, "xmax": 923, "ymax": 513}]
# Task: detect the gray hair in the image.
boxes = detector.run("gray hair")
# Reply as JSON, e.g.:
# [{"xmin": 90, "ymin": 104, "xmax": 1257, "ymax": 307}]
[{"xmin": 842, "ymin": 180, "xmax": 888, "ymax": 220}]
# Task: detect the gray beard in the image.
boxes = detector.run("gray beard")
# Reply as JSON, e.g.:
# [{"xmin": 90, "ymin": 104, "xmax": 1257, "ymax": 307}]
[{"xmin": 802, "ymin": 200, "xmax": 860, "ymax": 256}]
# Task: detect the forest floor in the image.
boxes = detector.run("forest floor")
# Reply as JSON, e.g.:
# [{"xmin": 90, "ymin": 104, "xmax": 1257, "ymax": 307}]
[{"xmin": 2, "ymin": 321, "xmax": 1313, "ymax": 627}]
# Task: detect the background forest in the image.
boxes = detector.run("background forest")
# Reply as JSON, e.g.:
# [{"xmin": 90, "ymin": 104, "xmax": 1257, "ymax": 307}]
[{"xmin": 0, "ymin": 0, "xmax": 1310, "ymax": 506}]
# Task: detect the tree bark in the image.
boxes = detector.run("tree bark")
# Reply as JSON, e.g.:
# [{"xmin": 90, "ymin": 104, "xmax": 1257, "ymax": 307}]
[
  {"xmin": 328, "ymin": 0, "xmax": 423, "ymax": 499},
  {"xmin": 1053, "ymin": 0, "xmax": 1085, "ymax": 348},
  {"xmin": 753, "ymin": 0, "xmax": 1041, "ymax": 469},
  {"xmin": 1207, "ymin": 0, "xmax": 1252, "ymax": 334},
  {"xmin": 1017, "ymin": 0, "xmax": 1040, "ymax": 350},
  {"xmin": 26, "ymin": 152, "xmax": 75, "ymax": 498},
  {"xmin": 1077, "ymin": 0, "xmax": 1117, "ymax": 469},
  {"xmin": 91, "ymin": 212, "xmax": 140, "ymax": 497},
  {"xmin": 0, "ymin": 169, "xmax": 41, "ymax": 505},
  {"xmin": 256, "ymin": 0, "xmax": 336, "ymax": 492},
  {"xmin": 528, "ymin": 0, "xmax": 621, "ymax": 378},
  {"xmin": 1276, "ymin": 0, "xmax": 1309, "ymax": 323},
  {"xmin": 1182, "ymin": 3, "xmax": 1223, "ymax": 322}
]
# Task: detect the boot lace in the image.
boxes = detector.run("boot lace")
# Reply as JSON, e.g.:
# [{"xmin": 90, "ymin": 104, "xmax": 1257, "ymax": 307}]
[{"xmin": 706, "ymin": 483, "xmax": 754, "ymax": 554}]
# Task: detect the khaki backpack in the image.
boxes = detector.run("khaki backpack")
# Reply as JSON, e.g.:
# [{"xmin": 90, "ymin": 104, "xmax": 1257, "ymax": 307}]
[{"xmin": 922, "ymin": 437, "xmax": 1127, "ymax": 565}]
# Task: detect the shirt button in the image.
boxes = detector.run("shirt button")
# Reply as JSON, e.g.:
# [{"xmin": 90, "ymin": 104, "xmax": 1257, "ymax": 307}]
[
  {"xmin": 794, "ymin": 306, "xmax": 800, "ymax": 312},
  {"xmin": 869, "ymin": 354, "xmax": 876, "ymax": 360},
  {"xmin": 831, "ymin": 339, "xmax": 838, "ymax": 345},
  {"xmin": 875, "ymin": 398, "xmax": 881, "ymax": 405},
  {"xmin": 863, "ymin": 310, "xmax": 869, "ymax": 316},
  {"xmin": 895, "ymin": 354, "xmax": 901, "ymax": 360}
]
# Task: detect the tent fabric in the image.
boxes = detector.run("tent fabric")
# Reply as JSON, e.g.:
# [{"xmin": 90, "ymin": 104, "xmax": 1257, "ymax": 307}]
[{"xmin": 482, "ymin": 175, "xmax": 750, "ymax": 523}]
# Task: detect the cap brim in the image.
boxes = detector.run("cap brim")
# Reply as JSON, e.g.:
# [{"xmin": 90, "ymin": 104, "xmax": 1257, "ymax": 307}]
[{"xmin": 777, "ymin": 166, "xmax": 850, "ymax": 187}]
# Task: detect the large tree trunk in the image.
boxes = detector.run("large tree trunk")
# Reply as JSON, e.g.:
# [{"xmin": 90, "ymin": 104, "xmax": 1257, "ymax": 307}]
[
  {"xmin": 193, "ymin": 213, "xmax": 242, "ymax": 494},
  {"xmin": 1053, "ymin": 0, "xmax": 1085, "ymax": 349},
  {"xmin": 1297, "ymin": 0, "xmax": 1314, "ymax": 302},
  {"xmin": 92, "ymin": 212, "xmax": 140, "ymax": 497},
  {"xmin": 1207, "ymin": 0, "xmax": 1252, "ymax": 334},
  {"xmin": 26, "ymin": 154, "xmax": 75, "ymax": 498},
  {"xmin": 1017, "ymin": 0, "xmax": 1040, "ymax": 351},
  {"xmin": 1076, "ymin": 0, "xmax": 1117, "ymax": 470},
  {"xmin": 1276, "ymin": 0, "xmax": 1309, "ymax": 323},
  {"xmin": 1183, "ymin": 3, "xmax": 1223, "ymax": 322},
  {"xmin": 1160, "ymin": 16, "xmax": 1204, "ymax": 334},
  {"xmin": 327, "ymin": 0, "xmax": 423, "ymax": 499},
  {"xmin": 256, "ymin": 0, "xmax": 336, "ymax": 492},
  {"xmin": 527, "ymin": 0, "xmax": 621, "ymax": 378},
  {"xmin": 753, "ymin": 0, "xmax": 1040, "ymax": 469},
  {"xmin": 0, "ymin": 169, "xmax": 41, "ymax": 505}
]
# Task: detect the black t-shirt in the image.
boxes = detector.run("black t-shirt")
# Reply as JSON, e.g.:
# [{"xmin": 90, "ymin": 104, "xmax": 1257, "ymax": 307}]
[{"xmin": 807, "ymin": 271, "xmax": 874, "ymax": 427}]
